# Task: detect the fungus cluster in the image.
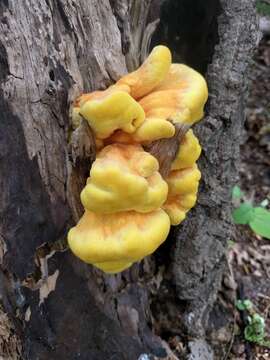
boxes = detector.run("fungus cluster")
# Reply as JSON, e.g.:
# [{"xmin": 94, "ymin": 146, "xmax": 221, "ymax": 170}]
[{"xmin": 68, "ymin": 46, "xmax": 208, "ymax": 273}]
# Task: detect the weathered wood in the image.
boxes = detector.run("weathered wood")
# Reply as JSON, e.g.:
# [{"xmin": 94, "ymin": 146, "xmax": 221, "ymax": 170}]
[
  {"xmin": 0, "ymin": 1, "xmax": 165, "ymax": 359},
  {"xmin": 171, "ymin": 0, "xmax": 259, "ymax": 338},
  {"xmin": 0, "ymin": 0, "xmax": 259, "ymax": 359}
]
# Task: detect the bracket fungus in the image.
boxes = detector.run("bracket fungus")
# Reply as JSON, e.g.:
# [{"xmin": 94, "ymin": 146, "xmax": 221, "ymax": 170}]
[
  {"xmin": 68, "ymin": 45, "xmax": 208, "ymax": 273},
  {"xmin": 80, "ymin": 144, "xmax": 168, "ymax": 214}
]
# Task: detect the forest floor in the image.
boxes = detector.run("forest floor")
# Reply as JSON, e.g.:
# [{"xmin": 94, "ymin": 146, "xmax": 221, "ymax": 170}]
[{"xmin": 211, "ymin": 34, "xmax": 270, "ymax": 360}]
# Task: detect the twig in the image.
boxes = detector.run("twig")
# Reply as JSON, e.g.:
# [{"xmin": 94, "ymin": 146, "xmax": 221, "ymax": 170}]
[
  {"xmin": 258, "ymin": 293, "xmax": 270, "ymax": 301},
  {"xmin": 222, "ymin": 312, "xmax": 237, "ymax": 360}
]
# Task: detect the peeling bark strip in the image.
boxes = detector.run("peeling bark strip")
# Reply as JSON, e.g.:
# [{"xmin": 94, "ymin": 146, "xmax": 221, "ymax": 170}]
[
  {"xmin": 0, "ymin": 1, "xmax": 258, "ymax": 360},
  {"xmin": 145, "ymin": 123, "xmax": 190, "ymax": 178}
]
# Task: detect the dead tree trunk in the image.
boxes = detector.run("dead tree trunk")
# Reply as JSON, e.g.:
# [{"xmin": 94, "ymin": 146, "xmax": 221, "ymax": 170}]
[{"xmin": 0, "ymin": 1, "xmax": 258, "ymax": 359}]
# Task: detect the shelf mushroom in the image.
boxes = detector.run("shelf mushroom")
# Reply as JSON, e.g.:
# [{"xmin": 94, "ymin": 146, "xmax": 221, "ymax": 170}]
[{"xmin": 68, "ymin": 45, "xmax": 208, "ymax": 273}]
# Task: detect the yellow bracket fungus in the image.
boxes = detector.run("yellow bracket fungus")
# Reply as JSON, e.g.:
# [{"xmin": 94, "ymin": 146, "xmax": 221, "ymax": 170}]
[
  {"xmin": 81, "ymin": 144, "xmax": 168, "ymax": 214},
  {"xmin": 171, "ymin": 129, "xmax": 201, "ymax": 170},
  {"xmin": 162, "ymin": 165, "xmax": 201, "ymax": 225},
  {"xmin": 116, "ymin": 45, "xmax": 172, "ymax": 99},
  {"xmin": 68, "ymin": 45, "xmax": 208, "ymax": 273},
  {"xmin": 152, "ymin": 64, "xmax": 208, "ymax": 124},
  {"xmin": 68, "ymin": 209, "xmax": 170, "ymax": 273},
  {"xmin": 79, "ymin": 91, "xmax": 145, "ymax": 139}
]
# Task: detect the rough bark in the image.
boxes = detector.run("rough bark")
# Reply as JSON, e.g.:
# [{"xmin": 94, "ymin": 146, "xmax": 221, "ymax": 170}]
[
  {"xmin": 160, "ymin": 0, "xmax": 259, "ymax": 337},
  {"xmin": 0, "ymin": 1, "xmax": 258, "ymax": 359}
]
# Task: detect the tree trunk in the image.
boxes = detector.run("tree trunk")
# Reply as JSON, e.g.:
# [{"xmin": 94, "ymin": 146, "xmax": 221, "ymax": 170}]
[{"xmin": 0, "ymin": 1, "xmax": 258, "ymax": 359}]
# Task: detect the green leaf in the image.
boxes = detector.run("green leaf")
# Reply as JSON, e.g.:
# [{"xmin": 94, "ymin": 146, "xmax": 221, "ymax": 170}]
[
  {"xmin": 245, "ymin": 314, "xmax": 265, "ymax": 343},
  {"xmin": 244, "ymin": 313, "xmax": 270, "ymax": 348},
  {"xmin": 249, "ymin": 207, "xmax": 270, "ymax": 239},
  {"xmin": 260, "ymin": 199, "xmax": 269, "ymax": 208},
  {"xmin": 236, "ymin": 299, "xmax": 253, "ymax": 311},
  {"xmin": 256, "ymin": 0, "xmax": 270, "ymax": 16},
  {"xmin": 232, "ymin": 203, "xmax": 255, "ymax": 225},
  {"xmin": 232, "ymin": 185, "xmax": 244, "ymax": 199},
  {"xmin": 259, "ymin": 339, "xmax": 270, "ymax": 348}
]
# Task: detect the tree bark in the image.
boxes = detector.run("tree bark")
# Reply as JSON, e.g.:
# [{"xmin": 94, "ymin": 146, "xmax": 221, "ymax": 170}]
[
  {"xmin": 0, "ymin": 1, "xmax": 258, "ymax": 359},
  {"xmin": 154, "ymin": 0, "xmax": 259, "ymax": 338}
]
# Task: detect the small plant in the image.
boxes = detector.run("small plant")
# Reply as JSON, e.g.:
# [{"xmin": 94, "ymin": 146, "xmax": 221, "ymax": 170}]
[
  {"xmin": 256, "ymin": 0, "xmax": 270, "ymax": 16},
  {"xmin": 231, "ymin": 186, "xmax": 270, "ymax": 240},
  {"xmin": 236, "ymin": 299, "xmax": 270, "ymax": 348},
  {"xmin": 236, "ymin": 299, "xmax": 253, "ymax": 311}
]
